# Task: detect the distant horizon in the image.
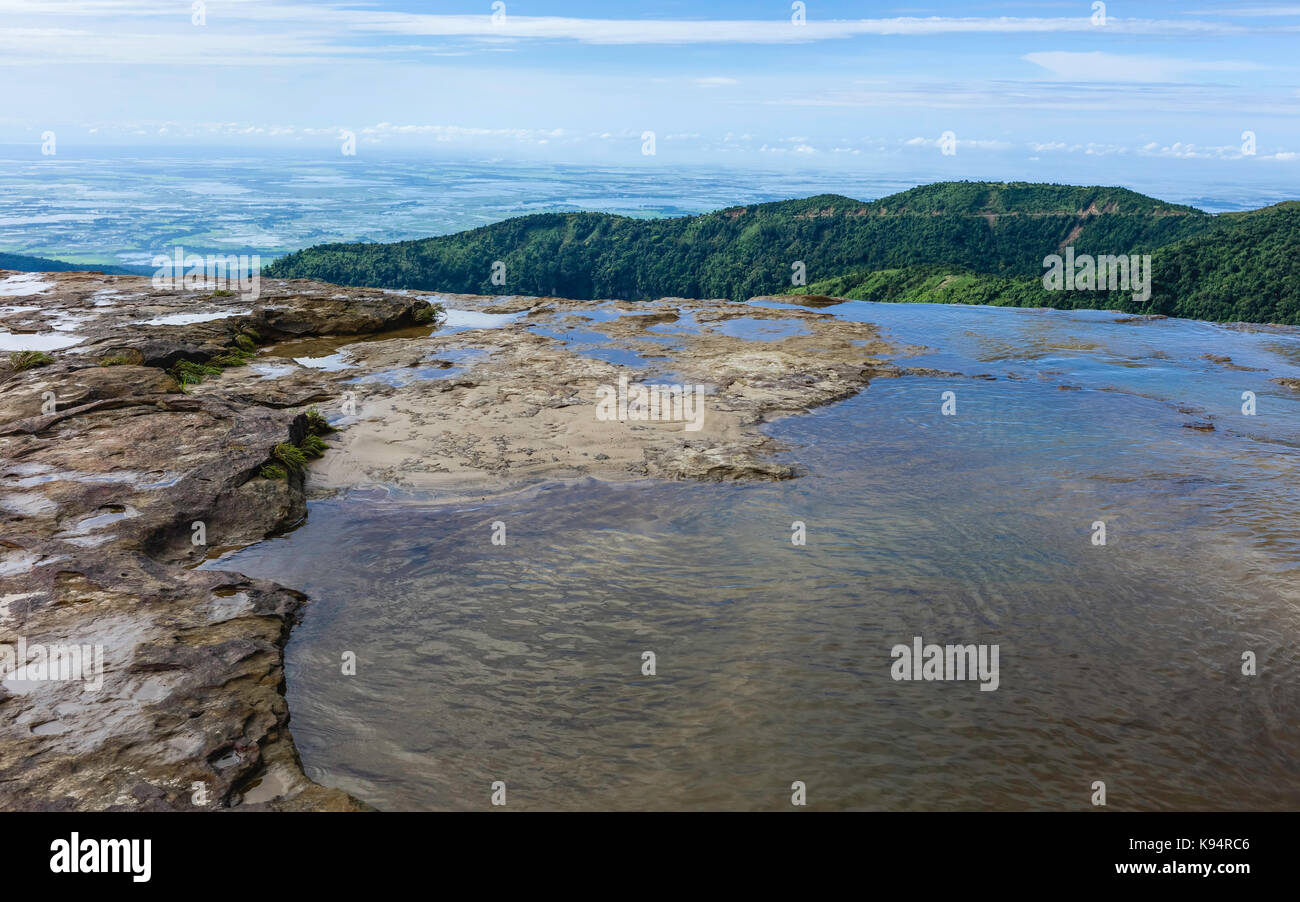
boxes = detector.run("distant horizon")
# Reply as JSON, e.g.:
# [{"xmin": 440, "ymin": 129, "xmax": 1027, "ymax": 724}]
[
  {"xmin": 5, "ymin": 0, "xmax": 1299, "ymax": 202},
  {"xmin": 1, "ymin": 139, "xmax": 1295, "ymax": 203},
  {"xmin": 3, "ymin": 153, "xmax": 1297, "ymax": 270}
]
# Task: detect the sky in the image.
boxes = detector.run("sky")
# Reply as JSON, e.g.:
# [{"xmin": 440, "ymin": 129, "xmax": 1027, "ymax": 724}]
[{"xmin": 1, "ymin": 1, "xmax": 1298, "ymax": 188}]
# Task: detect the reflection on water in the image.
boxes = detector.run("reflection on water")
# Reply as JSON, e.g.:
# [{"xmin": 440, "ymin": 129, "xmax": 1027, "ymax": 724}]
[
  {"xmin": 208, "ymin": 302, "xmax": 1300, "ymax": 811},
  {"xmin": 713, "ymin": 316, "xmax": 811, "ymax": 342}
]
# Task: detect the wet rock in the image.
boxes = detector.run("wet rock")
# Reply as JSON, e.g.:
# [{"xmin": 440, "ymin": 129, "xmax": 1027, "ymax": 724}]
[{"xmin": 0, "ymin": 271, "xmax": 430, "ymax": 811}]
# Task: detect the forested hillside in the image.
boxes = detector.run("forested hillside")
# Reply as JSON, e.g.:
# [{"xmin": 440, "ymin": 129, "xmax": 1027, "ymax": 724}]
[
  {"xmin": 0, "ymin": 252, "xmax": 149, "ymax": 275},
  {"xmin": 801, "ymin": 201, "xmax": 1300, "ymax": 324},
  {"xmin": 264, "ymin": 181, "xmax": 1298, "ymax": 324}
]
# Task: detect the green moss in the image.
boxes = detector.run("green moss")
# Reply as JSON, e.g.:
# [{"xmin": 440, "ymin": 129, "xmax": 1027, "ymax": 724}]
[
  {"xmin": 100, "ymin": 354, "xmax": 135, "ymax": 367},
  {"xmin": 8, "ymin": 351, "xmax": 54, "ymax": 371},
  {"xmin": 169, "ymin": 359, "xmax": 223, "ymax": 391},
  {"xmin": 272, "ymin": 442, "xmax": 308, "ymax": 472},
  {"xmin": 413, "ymin": 301, "xmax": 443, "ymax": 323},
  {"xmin": 169, "ymin": 343, "xmax": 256, "ymax": 389},
  {"xmin": 209, "ymin": 349, "xmax": 252, "ymax": 368},
  {"xmin": 259, "ymin": 464, "xmax": 288, "ymax": 480},
  {"xmin": 210, "ymin": 289, "xmax": 235, "ymax": 298},
  {"xmin": 265, "ymin": 409, "xmax": 338, "ymax": 476},
  {"xmin": 304, "ymin": 407, "xmax": 335, "ymax": 434},
  {"xmin": 300, "ymin": 433, "xmax": 328, "ymax": 459},
  {"xmin": 234, "ymin": 333, "xmax": 256, "ymax": 352}
]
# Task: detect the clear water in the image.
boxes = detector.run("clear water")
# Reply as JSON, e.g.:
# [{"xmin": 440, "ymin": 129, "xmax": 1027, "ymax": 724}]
[
  {"xmin": 345, "ymin": 349, "xmax": 483, "ymax": 388},
  {"xmin": 526, "ymin": 324, "xmax": 662, "ymax": 368},
  {"xmin": 526, "ymin": 306, "xmax": 685, "ymax": 370},
  {"xmin": 208, "ymin": 302, "xmax": 1300, "ymax": 811},
  {"xmin": 713, "ymin": 316, "xmax": 811, "ymax": 342},
  {"xmin": 438, "ymin": 309, "xmax": 522, "ymax": 333}
]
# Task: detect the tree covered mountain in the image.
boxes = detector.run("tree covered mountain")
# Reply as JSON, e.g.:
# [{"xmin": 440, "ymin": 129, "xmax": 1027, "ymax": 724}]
[
  {"xmin": 0, "ymin": 251, "xmax": 150, "ymax": 276},
  {"xmin": 1143, "ymin": 202, "xmax": 1300, "ymax": 324},
  {"xmin": 800, "ymin": 201, "xmax": 1300, "ymax": 324},
  {"xmin": 264, "ymin": 181, "xmax": 1298, "ymax": 324}
]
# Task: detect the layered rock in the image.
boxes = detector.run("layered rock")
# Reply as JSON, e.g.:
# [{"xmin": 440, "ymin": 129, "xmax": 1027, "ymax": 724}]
[{"xmin": 0, "ymin": 273, "xmax": 428, "ymax": 810}]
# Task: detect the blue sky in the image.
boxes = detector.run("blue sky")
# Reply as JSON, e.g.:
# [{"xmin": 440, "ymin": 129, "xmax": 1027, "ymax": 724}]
[{"xmin": 1, "ymin": 1, "xmax": 1298, "ymax": 187}]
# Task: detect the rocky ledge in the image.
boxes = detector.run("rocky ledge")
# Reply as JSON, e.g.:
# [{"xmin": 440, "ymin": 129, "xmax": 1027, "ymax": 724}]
[{"xmin": 0, "ymin": 270, "xmax": 898, "ymax": 810}]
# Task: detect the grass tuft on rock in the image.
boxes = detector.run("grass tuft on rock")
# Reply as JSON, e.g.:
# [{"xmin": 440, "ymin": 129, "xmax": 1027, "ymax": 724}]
[
  {"xmin": 209, "ymin": 349, "xmax": 252, "ymax": 368},
  {"xmin": 169, "ymin": 359, "xmax": 222, "ymax": 391},
  {"xmin": 272, "ymin": 442, "xmax": 309, "ymax": 472},
  {"xmin": 300, "ymin": 433, "xmax": 328, "ymax": 459},
  {"xmin": 169, "ymin": 343, "xmax": 258, "ymax": 390},
  {"xmin": 413, "ymin": 301, "xmax": 443, "ymax": 324},
  {"xmin": 305, "ymin": 407, "xmax": 335, "ymax": 434},
  {"xmin": 8, "ymin": 351, "xmax": 54, "ymax": 371},
  {"xmin": 261, "ymin": 409, "xmax": 339, "ymax": 479}
]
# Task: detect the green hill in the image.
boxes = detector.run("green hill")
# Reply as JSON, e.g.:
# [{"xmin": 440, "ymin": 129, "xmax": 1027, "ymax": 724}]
[
  {"xmin": 0, "ymin": 251, "xmax": 151, "ymax": 276},
  {"xmin": 264, "ymin": 180, "xmax": 1299, "ymax": 324},
  {"xmin": 853, "ymin": 181, "xmax": 1199, "ymax": 216},
  {"xmin": 802, "ymin": 200, "xmax": 1300, "ymax": 324},
  {"xmin": 1144, "ymin": 202, "xmax": 1300, "ymax": 324}
]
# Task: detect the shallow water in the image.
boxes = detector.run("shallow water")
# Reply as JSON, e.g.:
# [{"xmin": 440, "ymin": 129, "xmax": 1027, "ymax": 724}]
[
  {"xmin": 0, "ymin": 331, "xmax": 85, "ymax": 352},
  {"xmin": 713, "ymin": 315, "xmax": 810, "ymax": 341},
  {"xmin": 209, "ymin": 302, "xmax": 1300, "ymax": 811},
  {"xmin": 134, "ymin": 309, "xmax": 250, "ymax": 326},
  {"xmin": 527, "ymin": 323, "xmax": 661, "ymax": 368},
  {"xmin": 346, "ymin": 349, "xmax": 481, "ymax": 388},
  {"xmin": 0, "ymin": 274, "xmax": 52, "ymax": 297},
  {"xmin": 439, "ymin": 309, "xmax": 521, "ymax": 333}
]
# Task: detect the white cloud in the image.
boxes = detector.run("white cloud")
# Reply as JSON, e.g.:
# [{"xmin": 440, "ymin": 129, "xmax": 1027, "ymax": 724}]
[
  {"xmin": 1136, "ymin": 140, "xmax": 1297, "ymax": 161},
  {"xmin": 1139, "ymin": 141, "xmax": 1243, "ymax": 159},
  {"xmin": 1024, "ymin": 51, "xmax": 1262, "ymax": 82},
  {"xmin": 1189, "ymin": 6, "xmax": 1300, "ymax": 15},
  {"xmin": 0, "ymin": 3, "xmax": 1278, "ymax": 65},
  {"xmin": 1029, "ymin": 141, "xmax": 1128, "ymax": 156},
  {"xmin": 904, "ymin": 136, "xmax": 1012, "ymax": 150}
]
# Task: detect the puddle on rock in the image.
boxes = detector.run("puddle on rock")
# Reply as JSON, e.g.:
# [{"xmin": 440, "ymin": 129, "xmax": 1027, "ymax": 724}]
[
  {"xmin": 0, "ymin": 332, "xmax": 85, "ymax": 352},
  {"xmin": 440, "ymin": 309, "xmax": 521, "ymax": 332},
  {"xmin": 56, "ymin": 504, "xmax": 138, "ymax": 543},
  {"xmin": 0, "ymin": 274, "xmax": 53, "ymax": 297},
  {"xmin": 710, "ymin": 316, "xmax": 810, "ymax": 342},
  {"xmin": 135, "ymin": 309, "xmax": 250, "ymax": 326}
]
